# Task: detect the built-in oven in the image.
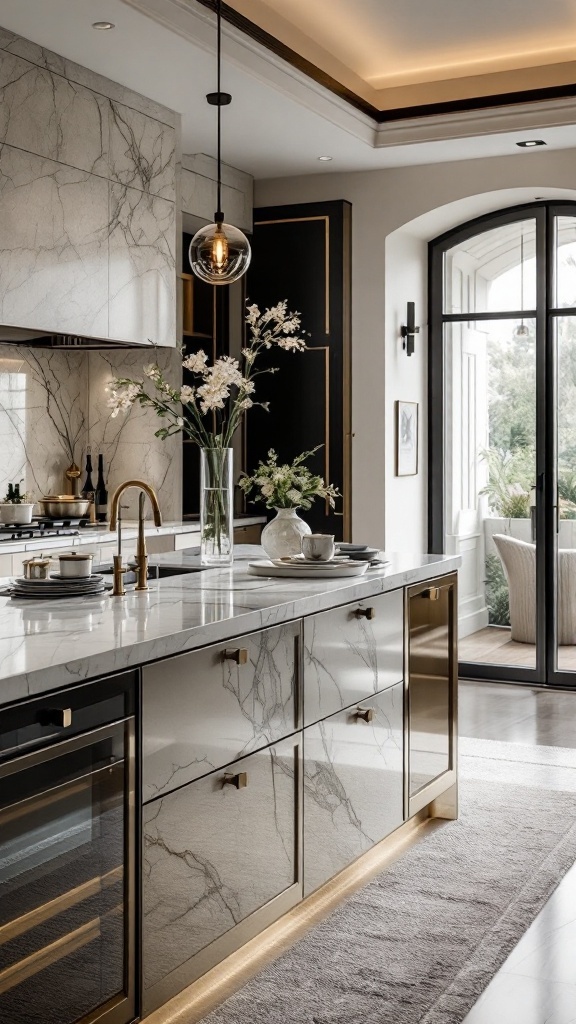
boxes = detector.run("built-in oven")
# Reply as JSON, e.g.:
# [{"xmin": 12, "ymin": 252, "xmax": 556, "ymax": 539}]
[{"xmin": 0, "ymin": 671, "xmax": 137, "ymax": 1024}]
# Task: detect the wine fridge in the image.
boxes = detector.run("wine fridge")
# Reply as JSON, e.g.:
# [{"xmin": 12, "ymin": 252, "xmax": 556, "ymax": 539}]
[{"xmin": 0, "ymin": 671, "xmax": 137, "ymax": 1024}]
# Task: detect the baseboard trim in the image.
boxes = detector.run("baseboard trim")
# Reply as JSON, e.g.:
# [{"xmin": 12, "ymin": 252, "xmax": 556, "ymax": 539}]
[{"xmin": 143, "ymin": 809, "xmax": 443, "ymax": 1024}]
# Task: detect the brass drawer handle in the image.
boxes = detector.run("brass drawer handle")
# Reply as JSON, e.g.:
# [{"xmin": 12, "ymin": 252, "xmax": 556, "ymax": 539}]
[
  {"xmin": 355, "ymin": 607, "xmax": 375, "ymax": 620},
  {"xmin": 224, "ymin": 648, "xmax": 249, "ymax": 665},
  {"xmin": 223, "ymin": 772, "xmax": 248, "ymax": 789},
  {"xmin": 39, "ymin": 708, "xmax": 73, "ymax": 728},
  {"xmin": 422, "ymin": 587, "xmax": 440, "ymax": 601},
  {"xmin": 355, "ymin": 707, "xmax": 374, "ymax": 723}
]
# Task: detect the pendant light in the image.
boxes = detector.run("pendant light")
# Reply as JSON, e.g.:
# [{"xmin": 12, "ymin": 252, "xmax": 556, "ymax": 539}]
[
  {"xmin": 189, "ymin": 0, "xmax": 251, "ymax": 285},
  {"xmin": 514, "ymin": 228, "xmax": 530, "ymax": 338}
]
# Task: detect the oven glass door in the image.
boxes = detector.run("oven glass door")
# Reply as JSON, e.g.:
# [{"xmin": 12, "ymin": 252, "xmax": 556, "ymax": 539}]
[{"xmin": 0, "ymin": 720, "xmax": 135, "ymax": 1024}]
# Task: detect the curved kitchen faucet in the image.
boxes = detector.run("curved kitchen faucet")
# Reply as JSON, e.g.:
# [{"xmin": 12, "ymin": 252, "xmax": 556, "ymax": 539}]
[{"xmin": 109, "ymin": 481, "xmax": 162, "ymax": 596}]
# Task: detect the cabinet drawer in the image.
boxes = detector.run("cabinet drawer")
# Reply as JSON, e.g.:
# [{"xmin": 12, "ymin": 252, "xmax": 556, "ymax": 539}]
[
  {"xmin": 142, "ymin": 621, "xmax": 300, "ymax": 801},
  {"xmin": 303, "ymin": 682, "xmax": 404, "ymax": 895},
  {"xmin": 303, "ymin": 589, "xmax": 403, "ymax": 726},
  {"xmin": 142, "ymin": 736, "xmax": 300, "ymax": 994}
]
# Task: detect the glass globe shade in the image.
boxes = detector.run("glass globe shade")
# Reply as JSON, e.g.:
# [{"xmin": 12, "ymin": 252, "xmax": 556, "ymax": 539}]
[
  {"xmin": 189, "ymin": 221, "xmax": 251, "ymax": 285},
  {"xmin": 514, "ymin": 322, "xmax": 530, "ymax": 338}
]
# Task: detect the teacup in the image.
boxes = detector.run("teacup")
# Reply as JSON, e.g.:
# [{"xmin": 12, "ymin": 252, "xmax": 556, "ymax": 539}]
[{"xmin": 302, "ymin": 534, "xmax": 335, "ymax": 561}]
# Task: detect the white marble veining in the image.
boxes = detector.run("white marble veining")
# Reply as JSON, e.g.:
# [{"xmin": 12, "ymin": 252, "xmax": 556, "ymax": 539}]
[
  {"xmin": 0, "ymin": 344, "xmax": 182, "ymax": 518},
  {"xmin": 0, "ymin": 26, "xmax": 178, "ymax": 345},
  {"xmin": 0, "ymin": 549, "xmax": 460, "ymax": 707}
]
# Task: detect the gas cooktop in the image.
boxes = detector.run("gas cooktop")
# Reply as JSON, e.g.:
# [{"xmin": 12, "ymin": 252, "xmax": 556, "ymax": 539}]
[{"xmin": 0, "ymin": 517, "xmax": 88, "ymax": 542}]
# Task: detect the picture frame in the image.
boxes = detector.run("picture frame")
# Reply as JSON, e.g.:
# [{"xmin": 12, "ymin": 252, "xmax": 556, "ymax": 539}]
[{"xmin": 396, "ymin": 401, "xmax": 419, "ymax": 476}]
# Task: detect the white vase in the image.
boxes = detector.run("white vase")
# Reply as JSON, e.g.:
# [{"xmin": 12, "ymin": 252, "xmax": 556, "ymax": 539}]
[{"xmin": 261, "ymin": 507, "xmax": 311, "ymax": 559}]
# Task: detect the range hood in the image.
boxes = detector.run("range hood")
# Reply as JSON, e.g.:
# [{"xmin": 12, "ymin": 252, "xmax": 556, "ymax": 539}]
[{"xmin": 0, "ymin": 326, "xmax": 143, "ymax": 349}]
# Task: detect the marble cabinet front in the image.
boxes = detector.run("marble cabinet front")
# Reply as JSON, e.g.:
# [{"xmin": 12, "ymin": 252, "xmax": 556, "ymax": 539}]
[
  {"xmin": 142, "ymin": 621, "xmax": 300, "ymax": 802},
  {"xmin": 303, "ymin": 590, "xmax": 404, "ymax": 727},
  {"xmin": 303, "ymin": 682, "xmax": 404, "ymax": 896},
  {"xmin": 142, "ymin": 736, "xmax": 300, "ymax": 1003}
]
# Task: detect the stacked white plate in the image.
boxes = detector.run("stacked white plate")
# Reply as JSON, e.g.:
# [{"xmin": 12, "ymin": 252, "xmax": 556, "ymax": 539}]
[
  {"xmin": 248, "ymin": 557, "xmax": 369, "ymax": 579},
  {"xmin": 9, "ymin": 574, "xmax": 107, "ymax": 599}
]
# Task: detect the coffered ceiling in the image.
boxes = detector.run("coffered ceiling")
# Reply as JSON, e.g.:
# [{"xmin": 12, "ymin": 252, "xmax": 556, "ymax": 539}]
[{"xmin": 226, "ymin": 0, "xmax": 576, "ymax": 114}]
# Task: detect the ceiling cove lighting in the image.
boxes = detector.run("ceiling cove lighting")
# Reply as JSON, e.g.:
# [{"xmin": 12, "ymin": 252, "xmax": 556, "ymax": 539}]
[
  {"xmin": 91, "ymin": 21, "xmax": 115, "ymax": 30},
  {"xmin": 189, "ymin": 0, "xmax": 251, "ymax": 286},
  {"xmin": 516, "ymin": 140, "xmax": 546, "ymax": 148}
]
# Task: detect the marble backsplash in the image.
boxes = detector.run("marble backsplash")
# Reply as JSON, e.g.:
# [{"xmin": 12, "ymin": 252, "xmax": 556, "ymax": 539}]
[{"xmin": 0, "ymin": 345, "xmax": 182, "ymax": 519}]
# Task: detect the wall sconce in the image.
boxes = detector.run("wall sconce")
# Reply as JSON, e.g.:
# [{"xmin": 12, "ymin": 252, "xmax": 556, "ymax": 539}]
[{"xmin": 401, "ymin": 302, "xmax": 420, "ymax": 357}]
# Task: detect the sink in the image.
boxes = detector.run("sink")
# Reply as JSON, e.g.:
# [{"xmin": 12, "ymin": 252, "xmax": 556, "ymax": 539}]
[{"xmin": 96, "ymin": 563, "xmax": 206, "ymax": 582}]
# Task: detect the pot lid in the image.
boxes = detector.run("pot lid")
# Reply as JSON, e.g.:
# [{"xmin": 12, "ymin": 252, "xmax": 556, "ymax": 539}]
[{"xmin": 58, "ymin": 552, "xmax": 93, "ymax": 561}]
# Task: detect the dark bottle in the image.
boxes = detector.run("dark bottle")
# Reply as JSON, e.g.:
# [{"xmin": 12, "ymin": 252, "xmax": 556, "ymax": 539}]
[
  {"xmin": 6, "ymin": 483, "xmax": 14, "ymax": 502},
  {"xmin": 95, "ymin": 454, "xmax": 108, "ymax": 522},
  {"xmin": 13, "ymin": 483, "xmax": 21, "ymax": 503},
  {"xmin": 82, "ymin": 449, "xmax": 94, "ymax": 497}
]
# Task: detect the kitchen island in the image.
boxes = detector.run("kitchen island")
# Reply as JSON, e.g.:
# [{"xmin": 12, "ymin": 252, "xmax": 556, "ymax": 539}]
[{"xmin": 0, "ymin": 547, "xmax": 459, "ymax": 1024}]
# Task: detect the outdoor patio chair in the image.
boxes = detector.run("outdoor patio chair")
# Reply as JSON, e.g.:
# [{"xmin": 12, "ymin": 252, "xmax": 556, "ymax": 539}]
[{"xmin": 493, "ymin": 534, "xmax": 576, "ymax": 645}]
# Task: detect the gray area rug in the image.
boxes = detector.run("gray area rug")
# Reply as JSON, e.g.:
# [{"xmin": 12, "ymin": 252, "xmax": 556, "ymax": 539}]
[{"xmin": 203, "ymin": 741, "xmax": 576, "ymax": 1024}]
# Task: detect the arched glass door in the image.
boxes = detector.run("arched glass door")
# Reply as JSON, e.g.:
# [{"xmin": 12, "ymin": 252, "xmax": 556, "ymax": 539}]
[{"xmin": 429, "ymin": 202, "xmax": 576, "ymax": 686}]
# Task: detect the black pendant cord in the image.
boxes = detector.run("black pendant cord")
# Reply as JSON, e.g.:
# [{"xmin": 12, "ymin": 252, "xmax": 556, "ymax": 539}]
[{"xmin": 216, "ymin": 0, "xmax": 222, "ymax": 222}]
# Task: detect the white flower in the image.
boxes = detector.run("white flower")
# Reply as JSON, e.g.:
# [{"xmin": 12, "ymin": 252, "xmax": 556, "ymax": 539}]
[
  {"xmin": 180, "ymin": 384, "xmax": 195, "ymax": 404},
  {"xmin": 210, "ymin": 355, "xmax": 243, "ymax": 388},
  {"xmin": 287, "ymin": 488, "xmax": 302, "ymax": 504},
  {"xmin": 182, "ymin": 350, "xmax": 208, "ymax": 373},
  {"xmin": 261, "ymin": 482, "xmax": 274, "ymax": 498},
  {"xmin": 176, "ymin": 416, "xmax": 184, "ymax": 427},
  {"xmin": 239, "ymin": 378, "xmax": 255, "ymax": 394},
  {"xmin": 276, "ymin": 336, "xmax": 306, "ymax": 351},
  {"xmin": 106, "ymin": 382, "xmax": 141, "ymax": 418},
  {"xmin": 143, "ymin": 363, "xmax": 160, "ymax": 378},
  {"xmin": 196, "ymin": 379, "xmax": 229, "ymax": 414},
  {"xmin": 238, "ymin": 397, "xmax": 253, "ymax": 410},
  {"xmin": 245, "ymin": 304, "xmax": 260, "ymax": 326}
]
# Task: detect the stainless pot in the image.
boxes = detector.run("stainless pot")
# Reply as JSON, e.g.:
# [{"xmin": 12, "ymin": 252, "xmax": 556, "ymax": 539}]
[
  {"xmin": 39, "ymin": 496, "xmax": 91, "ymax": 519},
  {"xmin": 58, "ymin": 552, "xmax": 94, "ymax": 578}
]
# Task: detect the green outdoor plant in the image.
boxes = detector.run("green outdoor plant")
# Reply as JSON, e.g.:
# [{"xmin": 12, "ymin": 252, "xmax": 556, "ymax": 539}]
[
  {"xmin": 485, "ymin": 554, "xmax": 511, "ymax": 627},
  {"xmin": 480, "ymin": 446, "xmax": 534, "ymax": 518}
]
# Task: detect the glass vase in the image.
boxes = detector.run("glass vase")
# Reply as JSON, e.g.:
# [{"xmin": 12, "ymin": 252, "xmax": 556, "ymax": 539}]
[
  {"xmin": 200, "ymin": 447, "xmax": 234, "ymax": 566},
  {"xmin": 260, "ymin": 507, "xmax": 311, "ymax": 560}
]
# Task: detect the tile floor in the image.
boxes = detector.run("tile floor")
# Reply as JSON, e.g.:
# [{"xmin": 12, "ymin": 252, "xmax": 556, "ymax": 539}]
[{"xmin": 460, "ymin": 680, "xmax": 576, "ymax": 1023}]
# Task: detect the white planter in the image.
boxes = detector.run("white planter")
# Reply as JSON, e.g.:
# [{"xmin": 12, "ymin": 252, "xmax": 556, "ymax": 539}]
[
  {"xmin": 0, "ymin": 503, "xmax": 35, "ymax": 525},
  {"xmin": 261, "ymin": 508, "xmax": 312, "ymax": 559}
]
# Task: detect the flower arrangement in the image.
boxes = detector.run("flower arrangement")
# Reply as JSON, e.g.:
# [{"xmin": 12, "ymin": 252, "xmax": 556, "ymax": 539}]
[
  {"xmin": 106, "ymin": 300, "xmax": 307, "ymax": 448},
  {"xmin": 2, "ymin": 481, "xmax": 32, "ymax": 503},
  {"xmin": 239, "ymin": 447, "xmax": 340, "ymax": 510}
]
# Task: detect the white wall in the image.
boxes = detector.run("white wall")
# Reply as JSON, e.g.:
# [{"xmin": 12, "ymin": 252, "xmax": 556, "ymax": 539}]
[{"xmin": 256, "ymin": 148, "xmax": 576, "ymax": 550}]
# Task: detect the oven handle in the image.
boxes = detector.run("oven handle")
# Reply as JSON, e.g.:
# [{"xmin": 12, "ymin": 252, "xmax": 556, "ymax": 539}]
[{"xmin": 0, "ymin": 717, "xmax": 133, "ymax": 782}]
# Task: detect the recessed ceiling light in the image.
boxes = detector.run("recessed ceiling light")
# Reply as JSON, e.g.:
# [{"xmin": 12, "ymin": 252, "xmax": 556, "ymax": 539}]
[
  {"xmin": 318, "ymin": 155, "xmax": 333, "ymax": 162},
  {"xmin": 516, "ymin": 140, "xmax": 546, "ymax": 148},
  {"xmin": 92, "ymin": 21, "xmax": 115, "ymax": 30}
]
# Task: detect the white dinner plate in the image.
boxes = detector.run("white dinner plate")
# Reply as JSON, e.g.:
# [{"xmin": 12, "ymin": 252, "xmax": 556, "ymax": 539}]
[
  {"xmin": 248, "ymin": 560, "xmax": 369, "ymax": 579},
  {"xmin": 271, "ymin": 557, "xmax": 366, "ymax": 569}
]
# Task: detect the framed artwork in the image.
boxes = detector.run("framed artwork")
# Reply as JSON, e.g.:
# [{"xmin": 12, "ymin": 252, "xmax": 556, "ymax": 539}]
[{"xmin": 396, "ymin": 401, "xmax": 419, "ymax": 476}]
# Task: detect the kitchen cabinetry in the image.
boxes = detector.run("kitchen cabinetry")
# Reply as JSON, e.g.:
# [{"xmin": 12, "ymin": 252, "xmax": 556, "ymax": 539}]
[
  {"xmin": 142, "ymin": 621, "xmax": 300, "ymax": 801},
  {"xmin": 303, "ymin": 682, "xmax": 404, "ymax": 895},
  {"xmin": 142, "ymin": 734, "xmax": 301, "ymax": 1013},
  {"xmin": 303, "ymin": 590, "xmax": 404, "ymax": 726},
  {"xmin": 406, "ymin": 574, "xmax": 458, "ymax": 817}
]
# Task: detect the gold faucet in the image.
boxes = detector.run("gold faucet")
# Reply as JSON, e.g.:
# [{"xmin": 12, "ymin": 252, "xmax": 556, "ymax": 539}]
[{"xmin": 109, "ymin": 480, "xmax": 162, "ymax": 596}]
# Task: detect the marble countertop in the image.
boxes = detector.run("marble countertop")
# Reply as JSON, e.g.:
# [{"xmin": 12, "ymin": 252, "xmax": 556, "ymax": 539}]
[
  {"xmin": 0, "ymin": 517, "xmax": 265, "ymax": 554},
  {"xmin": 0, "ymin": 546, "xmax": 460, "ymax": 706}
]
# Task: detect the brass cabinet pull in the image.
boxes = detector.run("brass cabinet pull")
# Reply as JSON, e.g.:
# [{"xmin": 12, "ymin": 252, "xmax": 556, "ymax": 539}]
[
  {"xmin": 355, "ymin": 607, "xmax": 375, "ymax": 620},
  {"xmin": 355, "ymin": 707, "xmax": 375, "ymax": 723},
  {"xmin": 39, "ymin": 708, "xmax": 73, "ymax": 728},
  {"xmin": 223, "ymin": 648, "xmax": 248, "ymax": 665},
  {"xmin": 422, "ymin": 587, "xmax": 440, "ymax": 601},
  {"xmin": 223, "ymin": 772, "xmax": 248, "ymax": 789}
]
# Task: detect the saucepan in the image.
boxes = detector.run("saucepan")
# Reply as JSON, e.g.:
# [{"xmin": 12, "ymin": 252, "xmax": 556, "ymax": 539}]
[{"xmin": 39, "ymin": 496, "xmax": 91, "ymax": 519}]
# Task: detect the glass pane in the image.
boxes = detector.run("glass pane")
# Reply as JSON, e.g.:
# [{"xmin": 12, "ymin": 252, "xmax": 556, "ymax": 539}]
[
  {"xmin": 444, "ymin": 319, "xmax": 537, "ymax": 670},
  {"xmin": 553, "ymin": 217, "xmax": 576, "ymax": 308},
  {"xmin": 0, "ymin": 732, "xmax": 127, "ymax": 1024},
  {"xmin": 556, "ymin": 316, "xmax": 576, "ymax": 672},
  {"xmin": 443, "ymin": 218, "xmax": 536, "ymax": 315}
]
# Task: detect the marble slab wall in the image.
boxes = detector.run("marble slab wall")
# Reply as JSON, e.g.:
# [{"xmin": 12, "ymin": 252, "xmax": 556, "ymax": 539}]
[
  {"xmin": 0, "ymin": 27, "xmax": 178, "ymax": 346},
  {"xmin": 0, "ymin": 345, "xmax": 182, "ymax": 518}
]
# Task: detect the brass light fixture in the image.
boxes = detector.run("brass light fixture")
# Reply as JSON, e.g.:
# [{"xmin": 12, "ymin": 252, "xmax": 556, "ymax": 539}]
[{"xmin": 189, "ymin": 0, "xmax": 251, "ymax": 285}]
